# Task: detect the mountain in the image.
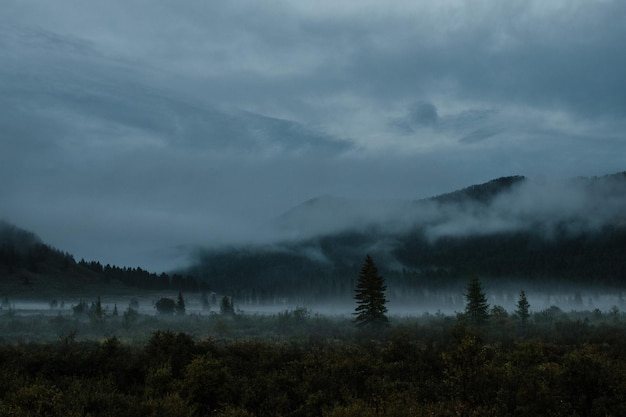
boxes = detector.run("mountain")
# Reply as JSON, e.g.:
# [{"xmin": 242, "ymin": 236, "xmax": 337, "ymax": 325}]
[
  {"xmin": 187, "ymin": 172, "xmax": 626, "ymax": 301},
  {"xmin": 0, "ymin": 221, "xmax": 204, "ymax": 297},
  {"xmin": 3, "ymin": 172, "xmax": 626, "ymax": 301}
]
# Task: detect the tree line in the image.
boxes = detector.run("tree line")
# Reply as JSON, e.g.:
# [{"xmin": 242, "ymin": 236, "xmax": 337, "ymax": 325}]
[
  {"xmin": 0, "ymin": 236, "xmax": 208, "ymax": 292},
  {"xmin": 2, "ymin": 255, "xmax": 625, "ymax": 415},
  {"xmin": 78, "ymin": 259, "xmax": 208, "ymax": 292},
  {"xmin": 187, "ymin": 224, "xmax": 626, "ymax": 303},
  {"xmin": 352, "ymin": 256, "xmax": 532, "ymax": 329}
]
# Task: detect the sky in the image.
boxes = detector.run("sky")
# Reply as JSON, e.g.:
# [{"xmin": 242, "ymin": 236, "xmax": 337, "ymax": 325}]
[{"xmin": 1, "ymin": 0, "xmax": 625, "ymax": 271}]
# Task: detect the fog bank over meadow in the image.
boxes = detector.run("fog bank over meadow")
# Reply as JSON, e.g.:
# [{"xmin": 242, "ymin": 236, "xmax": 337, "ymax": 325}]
[{"xmin": 3, "ymin": 285, "xmax": 625, "ymax": 319}]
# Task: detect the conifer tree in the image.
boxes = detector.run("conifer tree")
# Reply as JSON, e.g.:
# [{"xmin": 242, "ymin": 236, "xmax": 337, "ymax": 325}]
[
  {"xmin": 176, "ymin": 292, "xmax": 186, "ymax": 315},
  {"xmin": 220, "ymin": 296, "xmax": 234, "ymax": 316},
  {"xmin": 353, "ymin": 255, "xmax": 389, "ymax": 327},
  {"xmin": 93, "ymin": 296, "xmax": 103, "ymax": 320},
  {"xmin": 516, "ymin": 290, "xmax": 530, "ymax": 324},
  {"xmin": 464, "ymin": 275, "xmax": 489, "ymax": 325}
]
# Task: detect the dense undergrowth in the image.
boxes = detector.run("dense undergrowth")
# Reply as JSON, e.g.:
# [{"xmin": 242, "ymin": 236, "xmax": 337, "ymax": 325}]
[{"xmin": 1, "ymin": 308, "xmax": 626, "ymax": 416}]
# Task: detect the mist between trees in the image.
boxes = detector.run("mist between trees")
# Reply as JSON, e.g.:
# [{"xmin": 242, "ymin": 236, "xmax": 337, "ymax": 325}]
[
  {"xmin": 2, "ymin": 300, "xmax": 626, "ymax": 416},
  {"xmin": 1, "ymin": 281, "xmax": 624, "ymax": 320},
  {"xmin": 3, "ymin": 264, "xmax": 626, "ymax": 416},
  {"xmin": 1, "ymin": 281, "xmax": 625, "ymax": 346}
]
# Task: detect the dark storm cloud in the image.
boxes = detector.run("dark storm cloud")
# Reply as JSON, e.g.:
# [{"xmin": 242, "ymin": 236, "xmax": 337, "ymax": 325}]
[
  {"xmin": 391, "ymin": 102, "xmax": 504, "ymax": 144},
  {"xmin": 337, "ymin": 2, "xmax": 626, "ymax": 118},
  {"xmin": 391, "ymin": 101, "xmax": 440, "ymax": 134},
  {"xmin": 1, "ymin": 1, "xmax": 625, "ymax": 270}
]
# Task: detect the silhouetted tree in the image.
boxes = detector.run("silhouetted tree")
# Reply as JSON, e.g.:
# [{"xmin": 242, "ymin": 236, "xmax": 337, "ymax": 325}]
[
  {"xmin": 200, "ymin": 292, "xmax": 211, "ymax": 311},
  {"xmin": 353, "ymin": 255, "xmax": 388, "ymax": 327},
  {"xmin": 72, "ymin": 300, "xmax": 88, "ymax": 316},
  {"xmin": 176, "ymin": 292, "xmax": 186, "ymax": 315},
  {"xmin": 516, "ymin": 290, "xmax": 530, "ymax": 324},
  {"xmin": 123, "ymin": 307, "xmax": 138, "ymax": 328},
  {"xmin": 464, "ymin": 275, "xmax": 489, "ymax": 325},
  {"xmin": 91, "ymin": 296, "xmax": 104, "ymax": 321},
  {"xmin": 155, "ymin": 297, "xmax": 176, "ymax": 315},
  {"xmin": 220, "ymin": 296, "xmax": 234, "ymax": 316}
]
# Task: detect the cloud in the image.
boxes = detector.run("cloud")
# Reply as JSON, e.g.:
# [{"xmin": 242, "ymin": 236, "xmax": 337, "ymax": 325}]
[
  {"xmin": 458, "ymin": 128, "xmax": 500, "ymax": 144},
  {"xmin": 390, "ymin": 101, "xmax": 503, "ymax": 144},
  {"xmin": 424, "ymin": 175, "xmax": 626, "ymax": 241},
  {"xmin": 391, "ymin": 101, "xmax": 439, "ymax": 134},
  {"xmin": 1, "ymin": 0, "xmax": 625, "ymax": 270},
  {"xmin": 408, "ymin": 101, "xmax": 439, "ymax": 127},
  {"xmin": 274, "ymin": 174, "xmax": 626, "ymax": 245}
]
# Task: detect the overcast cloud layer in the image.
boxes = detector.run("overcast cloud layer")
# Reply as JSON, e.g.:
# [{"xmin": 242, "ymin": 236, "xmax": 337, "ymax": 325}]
[{"xmin": 1, "ymin": 1, "xmax": 625, "ymax": 270}]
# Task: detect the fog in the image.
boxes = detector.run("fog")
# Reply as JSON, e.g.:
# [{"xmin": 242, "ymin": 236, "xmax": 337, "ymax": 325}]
[
  {"xmin": 3, "ymin": 286, "xmax": 624, "ymax": 319},
  {"xmin": 2, "ymin": 1, "xmax": 626, "ymax": 272},
  {"xmin": 272, "ymin": 174, "xmax": 626, "ymax": 243}
]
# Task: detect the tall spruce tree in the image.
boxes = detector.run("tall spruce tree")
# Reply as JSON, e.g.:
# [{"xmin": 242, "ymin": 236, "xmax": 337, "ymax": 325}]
[
  {"xmin": 464, "ymin": 275, "xmax": 489, "ymax": 325},
  {"xmin": 176, "ymin": 291, "xmax": 186, "ymax": 315},
  {"xmin": 516, "ymin": 290, "xmax": 530, "ymax": 324},
  {"xmin": 220, "ymin": 296, "xmax": 234, "ymax": 316},
  {"xmin": 353, "ymin": 255, "xmax": 389, "ymax": 327}
]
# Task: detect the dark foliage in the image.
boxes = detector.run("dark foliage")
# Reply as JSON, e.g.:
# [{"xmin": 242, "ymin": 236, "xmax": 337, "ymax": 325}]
[
  {"xmin": 176, "ymin": 292, "xmax": 186, "ymax": 316},
  {"xmin": 186, "ymin": 174, "xmax": 626, "ymax": 301},
  {"xmin": 2, "ymin": 315, "xmax": 626, "ymax": 417},
  {"xmin": 431, "ymin": 175, "xmax": 526, "ymax": 204},
  {"xmin": 464, "ymin": 275, "xmax": 489, "ymax": 325},
  {"xmin": 0, "ymin": 221, "xmax": 208, "ymax": 292},
  {"xmin": 220, "ymin": 296, "xmax": 235, "ymax": 316},
  {"xmin": 155, "ymin": 298, "xmax": 176, "ymax": 315},
  {"xmin": 353, "ymin": 255, "xmax": 389, "ymax": 327},
  {"xmin": 516, "ymin": 290, "xmax": 530, "ymax": 323}
]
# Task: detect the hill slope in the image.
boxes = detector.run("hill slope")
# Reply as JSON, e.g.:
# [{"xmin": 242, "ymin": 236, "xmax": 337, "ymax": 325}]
[
  {"xmin": 0, "ymin": 220, "xmax": 204, "ymax": 297},
  {"xmin": 187, "ymin": 172, "xmax": 626, "ymax": 300}
]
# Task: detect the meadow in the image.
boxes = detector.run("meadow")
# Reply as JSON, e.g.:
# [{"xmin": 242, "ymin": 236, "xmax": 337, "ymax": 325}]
[{"xmin": 2, "ymin": 300, "xmax": 626, "ymax": 416}]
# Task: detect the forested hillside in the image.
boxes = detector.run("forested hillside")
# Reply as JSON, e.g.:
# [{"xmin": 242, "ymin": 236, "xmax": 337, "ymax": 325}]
[
  {"xmin": 188, "ymin": 173, "xmax": 626, "ymax": 299},
  {"xmin": 2, "ymin": 172, "xmax": 625, "ymax": 302},
  {"xmin": 0, "ymin": 221, "xmax": 205, "ymax": 295}
]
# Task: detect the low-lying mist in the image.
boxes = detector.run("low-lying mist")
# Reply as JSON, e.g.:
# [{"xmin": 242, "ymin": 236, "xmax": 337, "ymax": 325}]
[
  {"xmin": 272, "ymin": 173, "xmax": 626, "ymax": 244},
  {"xmin": 3, "ymin": 284, "xmax": 624, "ymax": 319}
]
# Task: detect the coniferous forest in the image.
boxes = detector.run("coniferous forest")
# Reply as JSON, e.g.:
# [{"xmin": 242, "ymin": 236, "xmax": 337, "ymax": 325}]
[
  {"xmin": 2, "ymin": 308, "xmax": 626, "ymax": 416},
  {"xmin": 2, "ymin": 174, "xmax": 626, "ymax": 416},
  {"xmin": 4, "ymin": 0, "xmax": 626, "ymax": 414}
]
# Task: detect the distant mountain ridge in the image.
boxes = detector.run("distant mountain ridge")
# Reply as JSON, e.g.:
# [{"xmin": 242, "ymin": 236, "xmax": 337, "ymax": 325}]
[
  {"xmin": 274, "ymin": 176, "xmax": 529, "ymax": 241},
  {"xmin": 2, "ymin": 172, "xmax": 625, "ymax": 301},
  {"xmin": 0, "ymin": 221, "xmax": 205, "ymax": 297},
  {"xmin": 189, "ymin": 172, "xmax": 626, "ymax": 300},
  {"xmin": 430, "ymin": 175, "xmax": 527, "ymax": 204}
]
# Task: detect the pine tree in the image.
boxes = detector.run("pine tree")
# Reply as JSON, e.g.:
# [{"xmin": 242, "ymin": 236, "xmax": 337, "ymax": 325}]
[
  {"xmin": 176, "ymin": 292, "xmax": 186, "ymax": 315},
  {"xmin": 220, "ymin": 296, "xmax": 234, "ymax": 316},
  {"xmin": 464, "ymin": 275, "xmax": 489, "ymax": 325},
  {"xmin": 353, "ymin": 255, "xmax": 389, "ymax": 327},
  {"xmin": 93, "ymin": 296, "xmax": 104, "ymax": 320},
  {"xmin": 516, "ymin": 290, "xmax": 530, "ymax": 324}
]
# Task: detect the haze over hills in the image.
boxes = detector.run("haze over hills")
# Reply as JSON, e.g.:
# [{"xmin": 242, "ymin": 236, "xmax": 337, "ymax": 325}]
[
  {"xmin": 0, "ymin": 220, "xmax": 205, "ymax": 298},
  {"xmin": 188, "ymin": 172, "xmax": 626, "ymax": 300},
  {"xmin": 1, "ymin": 172, "xmax": 625, "ymax": 303}
]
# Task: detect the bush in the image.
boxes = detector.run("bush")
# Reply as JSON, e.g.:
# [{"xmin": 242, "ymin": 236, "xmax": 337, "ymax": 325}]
[{"xmin": 155, "ymin": 298, "xmax": 176, "ymax": 315}]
